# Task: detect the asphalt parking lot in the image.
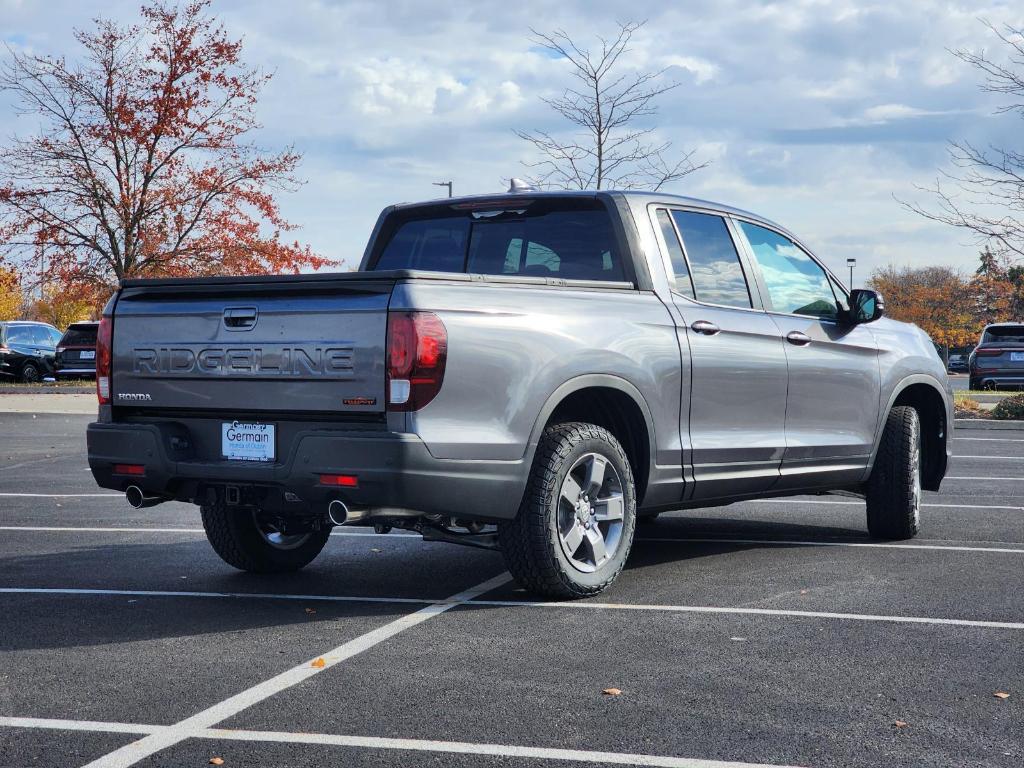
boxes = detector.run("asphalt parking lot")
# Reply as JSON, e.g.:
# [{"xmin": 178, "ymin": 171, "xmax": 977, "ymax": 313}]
[{"xmin": 1, "ymin": 411, "xmax": 1021, "ymax": 768}]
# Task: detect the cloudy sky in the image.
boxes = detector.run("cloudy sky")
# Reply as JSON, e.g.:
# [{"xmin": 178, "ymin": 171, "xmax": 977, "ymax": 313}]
[{"xmin": 2, "ymin": 0, "xmax": 1023, "ymax": 279}]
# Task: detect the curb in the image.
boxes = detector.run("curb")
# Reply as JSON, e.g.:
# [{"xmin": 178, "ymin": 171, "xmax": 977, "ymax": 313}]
[{"xmin": 955, "ymin": 418, "xmax": 1024, "ymax": 431}]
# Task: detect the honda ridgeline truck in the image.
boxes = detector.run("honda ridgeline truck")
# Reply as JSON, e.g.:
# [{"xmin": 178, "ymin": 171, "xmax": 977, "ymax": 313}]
[{"xmin": 87, "ymin": 190, "xmax": 952, "ymax": 598}]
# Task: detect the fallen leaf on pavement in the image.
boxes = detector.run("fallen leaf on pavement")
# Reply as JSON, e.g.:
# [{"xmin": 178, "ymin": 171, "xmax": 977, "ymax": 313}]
[
  {"xmin": 994, "ymin": 691, "xmax": 1010, "ymax": 699},
  {"xmin": 311, "ymin": 657, "xmax": 326, "ymax": 668},
  {"xmin": 602, "ymin": 688, "xmax": 622, "ymax": 696},
  {"xmin": 893, "ymin": 720, "xmax": 908, "ymax": 728},
  {"xmin": 209, "ymin": 759, "xmax": 225, "ymax": 766},
  {"xmin": 304, "ymin": 608, "xmax": 316, "ymax": 615},
  {"xmin": 799, "ymin": 589, "xmax": 809, "ymax": 595}
]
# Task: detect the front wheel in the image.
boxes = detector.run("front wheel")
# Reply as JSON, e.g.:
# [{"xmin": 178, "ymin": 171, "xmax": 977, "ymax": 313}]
[
  {"xmin": 201, "ymin": 506, "xmax": 330, "ymax": 573},
  {"xmin": 499, "ymin": 422, "xmax": 636, "ymax": 599},
  {"xmin": 20, "ymin": 362, "xmax": 41, "ymax": 384},
  {"xmin": 865, "ymin": 406, "xmax": 922, "ymax": 540}
]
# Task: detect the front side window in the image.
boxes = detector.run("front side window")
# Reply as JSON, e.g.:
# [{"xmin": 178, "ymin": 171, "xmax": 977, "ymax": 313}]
[
  {"xmin": 372, "ymin": 201, "xmax": 624, "ymax": 282},
  {"xmin": 670, "ymin": 211, "xmax": 752, "ymax": 308},
  {"xmin": 739, "ymin": 221, "xmax": 838, "ymax": 319}
]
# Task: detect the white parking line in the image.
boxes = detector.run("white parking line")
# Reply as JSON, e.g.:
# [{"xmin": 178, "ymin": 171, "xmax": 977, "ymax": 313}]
[
  {"xmin": 953, "ymin": 455, "xmax": 1024, "ymax": 460},
  {"xmin": 945, "ymin": 476, "xmax": 1024, "ymax": 481},
  {"xmin": 955, "ymin": 436, "xmax": 1024, "ymax": 442},
  {"xmin": 200, "ymin": 726, "xmax": 799, "ymax": 768},
  {"xmin": 0, "ymin": 525, "xmax": 413, "ymax": 537},
  {"xmin": 474, "ymin": 599, "xmax": 1024, "ymax": 630},
  {"xmin": 636, "ymin": 537, "xmax": 1024, "ymax": 554},
  {"xmin": 0, "ymin": 492, "xmax": 120, "ymax": 498},
  {"xmin": 749, "ymin": 499, "xmax": 1024, "ymax": 511},
  {"xmin": 77, "ymin": 572, "xmax": 511, "ymax": 768},
  {"xmin": 0, "ymin": 717, "xmax": 801, "ymax": 768},
  {"xmin": 2, "ymin": 585, "xmax": 1021, "ymax": 631},
  {"xmin": 3, "ymin": 526, "xmax": 1022, "ymax": 553},
  {"xmin": 0, "ymin": 716, "xmax": 155, "ymax": 736},
  {"xmin": 3, "ymin": 525, "xmax": 1023, "ymax": 553},
  {"xmin": 0, "ymin": 586, "xmax": 430, "ymax": 606}
]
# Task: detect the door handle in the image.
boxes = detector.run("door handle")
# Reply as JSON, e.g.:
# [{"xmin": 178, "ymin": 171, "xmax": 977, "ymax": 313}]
[
  {"xmin": 691, "ymin": 320, "xmax": 721, "ymax": 336},
  {"xmin": 223, "ymin": 307, "xmax": 258, "ymax": 330},
  {"xmin": 786, "ymin": 331, "xmax": 812, "ymax": 346}
]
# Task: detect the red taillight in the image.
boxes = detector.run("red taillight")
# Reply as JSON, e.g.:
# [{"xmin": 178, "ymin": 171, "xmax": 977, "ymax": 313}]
[
  {"xmin": 976, "ymin": 348, "xmax": 1004, "ymax": 357},
  {"xmin": 113, "ymin": 463, "xmax": 145, "ymax": 476},
  {"xmin": 96, "ymin": 316, "xmax": 113, "ymax": 404},
  {"xmin": 320, "ymin": 474, "xmax": 359, "ymax": 487},
  {"xmin": 386, "ymin": 311, "xmax": 447, "ymax": 412}
]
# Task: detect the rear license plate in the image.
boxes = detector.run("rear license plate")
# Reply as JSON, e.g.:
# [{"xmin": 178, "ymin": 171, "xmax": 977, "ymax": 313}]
[
  {"xmin": 222, "ymin": 422, "xmax": 276, "ymax": 462},
  {"xmin": 1011, "ymin": 352, "xmax": 1024, "ymax": 362},
  {"xmin": 80, "ymin": 350, "xmax": 95, "ymax": 360}
]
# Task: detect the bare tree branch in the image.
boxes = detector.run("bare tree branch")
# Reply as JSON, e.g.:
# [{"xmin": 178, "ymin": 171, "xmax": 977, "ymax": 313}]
[
  {"xmin": 515, "ymin": 21, "xmax": 706, "ymax": 191},
  {"xmin": 902, "ymin": 21, "xmax": 1024, "ymax": 260}
]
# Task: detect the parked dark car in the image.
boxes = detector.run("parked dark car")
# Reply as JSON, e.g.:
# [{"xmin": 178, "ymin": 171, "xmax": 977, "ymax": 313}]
[
  {"xmin": 969, "ymin": 322, "xmax": 1024, "ymax": 390},
  {"xmin": 56, "ymin": 321, "xmax": 99, "ymax": 379},
  {"xmin": 947, "ymin": 353, "xmax": 969, "ymax": 373},
  {"xmin": 0, "ymin": 321, "xmax": 61, "ymax": 382}
]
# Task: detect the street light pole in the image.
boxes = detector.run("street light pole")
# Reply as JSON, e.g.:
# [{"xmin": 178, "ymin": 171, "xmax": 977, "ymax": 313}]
[
  {"xmin": 432, "ymin": 181, "xmax": 453, "ymax": 198},
  {"xmin": 847, "ymin": 258, "xmax": 857, "ymax": 289}
]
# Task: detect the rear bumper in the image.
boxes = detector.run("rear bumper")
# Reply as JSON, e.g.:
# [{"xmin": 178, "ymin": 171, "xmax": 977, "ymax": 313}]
[
  {"xmin": 57, "ymin": 368, "xmax": 96, "ymax": 377},
  {"xmin": 87, "ymin": 421, "xmax": 526, "ymax": 522},
  {"xmin": 971, "ymin": 372, "xmax": 1024, "ymax": 387}
]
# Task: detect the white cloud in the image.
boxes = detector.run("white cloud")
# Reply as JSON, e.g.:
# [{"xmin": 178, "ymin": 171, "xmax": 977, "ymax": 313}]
[
  {"xmin": 0, "ymin": 0, "xmax": 1020, "ymax": 275},
  {"xmin": 661, "ymin": 55, "xmax": 718, "ymax": 85}
]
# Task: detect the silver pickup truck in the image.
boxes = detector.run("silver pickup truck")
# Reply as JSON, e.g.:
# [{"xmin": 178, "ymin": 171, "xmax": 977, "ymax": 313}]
[{"xmin": 87, "ymin": 190, "xmax": 952, "ymax": 598}]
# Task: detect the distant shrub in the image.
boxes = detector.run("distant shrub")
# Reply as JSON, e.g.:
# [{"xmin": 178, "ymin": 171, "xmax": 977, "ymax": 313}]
[{"xmin": 992, "ymin": 393, "xmax": 1024, "ymax": 421}]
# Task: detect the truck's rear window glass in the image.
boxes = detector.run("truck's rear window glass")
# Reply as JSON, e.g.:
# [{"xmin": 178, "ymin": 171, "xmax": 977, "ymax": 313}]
[
  {"xmin": 670, "ymin": 211, "xmax": 752, "ymax": 308},
  {"xmin": 982, "ymin": 325, "xmax": 1024, "ymax": 344},
  {"xmin": 372, "ymin": 203, "xmax": 624, "ymax": 282}
]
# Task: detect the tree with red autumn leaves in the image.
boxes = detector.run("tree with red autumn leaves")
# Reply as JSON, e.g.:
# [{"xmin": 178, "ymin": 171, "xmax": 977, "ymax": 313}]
[{"xmin": 0, "ymin": 1, "xmax": 328, "ymax": 301}]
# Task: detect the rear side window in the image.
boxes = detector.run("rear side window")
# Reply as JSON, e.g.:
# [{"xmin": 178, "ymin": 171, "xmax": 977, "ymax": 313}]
[
  {"xmin": 60, "ymin": 325, "xmax": 98, "ymax": 346},
  {"xmin": 6, "ymin": 326, "xmax": 36, "ymax": 345},
  {"xmin": 654, "ymin": 209, "xmax": 694, "ymax": 298},
  {"xmin": 371, "ymin": 201, "xmax": 625, "ymax": 282},
  {"xmin": 983, "ymin": 325, "xmax": 1024, "ymax": 344},
  {"xmin": 670, "ymin": 211, "xmax": 752, "ymax": 308}
]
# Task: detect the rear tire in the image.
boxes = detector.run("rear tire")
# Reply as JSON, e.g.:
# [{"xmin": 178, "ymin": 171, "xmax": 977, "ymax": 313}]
[
  {"xmin": 865, "ymin": 406, "xmax": 921, "ymax": 540},
  {"xmin": 201, "ymin": 505, "xmax": 330, "ymax": 573},
  {"xmin": 499, "ymin": 422, "xmax": 636, "ymax": 599}
]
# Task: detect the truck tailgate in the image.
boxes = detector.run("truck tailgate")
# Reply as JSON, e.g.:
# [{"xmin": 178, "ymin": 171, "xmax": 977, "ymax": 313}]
[{"xmin": 111, "ymin": 277, "xmax": 393, "ymax": 415}]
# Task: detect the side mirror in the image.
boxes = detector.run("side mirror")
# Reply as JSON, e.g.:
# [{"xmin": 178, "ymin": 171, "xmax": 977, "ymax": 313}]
[{"xmin": 846, "ymin": 289, "xmax": 884, "ymax": 324}]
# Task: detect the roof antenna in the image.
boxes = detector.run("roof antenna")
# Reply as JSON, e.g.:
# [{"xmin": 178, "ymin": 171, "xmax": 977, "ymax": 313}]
[{"xmin": 507, "ymin": 178, "xmax": 537, "ymax": 193}]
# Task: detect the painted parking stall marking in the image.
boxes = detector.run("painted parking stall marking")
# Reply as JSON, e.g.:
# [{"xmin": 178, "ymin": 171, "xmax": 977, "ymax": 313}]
[
  {"xmin": 77, "ymin": 573, "xmax": 511, "ymax": 768},
  {"xmin": 0, "ymin": 718, "xmax": 803, "ymax": 768}
]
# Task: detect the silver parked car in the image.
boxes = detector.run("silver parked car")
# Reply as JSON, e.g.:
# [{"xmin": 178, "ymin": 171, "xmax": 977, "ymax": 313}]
[{"xmin": 87, "ymin": 190, "xmax": 952, "ymax": 597}]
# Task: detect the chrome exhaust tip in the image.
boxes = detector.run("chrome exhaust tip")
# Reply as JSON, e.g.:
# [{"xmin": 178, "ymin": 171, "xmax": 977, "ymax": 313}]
[
  {"xmin": 125, "ymin": 485, "xmax": 165, "ymax": 509},
  {"xmin": 327, "ymin": 500, "xmax": 370, "ymax": 526},
  {"xmin": 327, "ymin": 499, "xmax": 349, "ymax": 526}
]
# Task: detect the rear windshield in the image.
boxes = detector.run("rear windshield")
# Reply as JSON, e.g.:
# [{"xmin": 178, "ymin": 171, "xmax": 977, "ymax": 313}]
[
  {"xmin": 370, "ymin": 200, "xmax": 625, "ymax": 282},
  {"xmin": 60, "ymin": 324, "xmax": 98, "ymax": 346},
  {"xmin": 982, "ymin": 325, "xmax": 1024, "ymax": 344}
]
